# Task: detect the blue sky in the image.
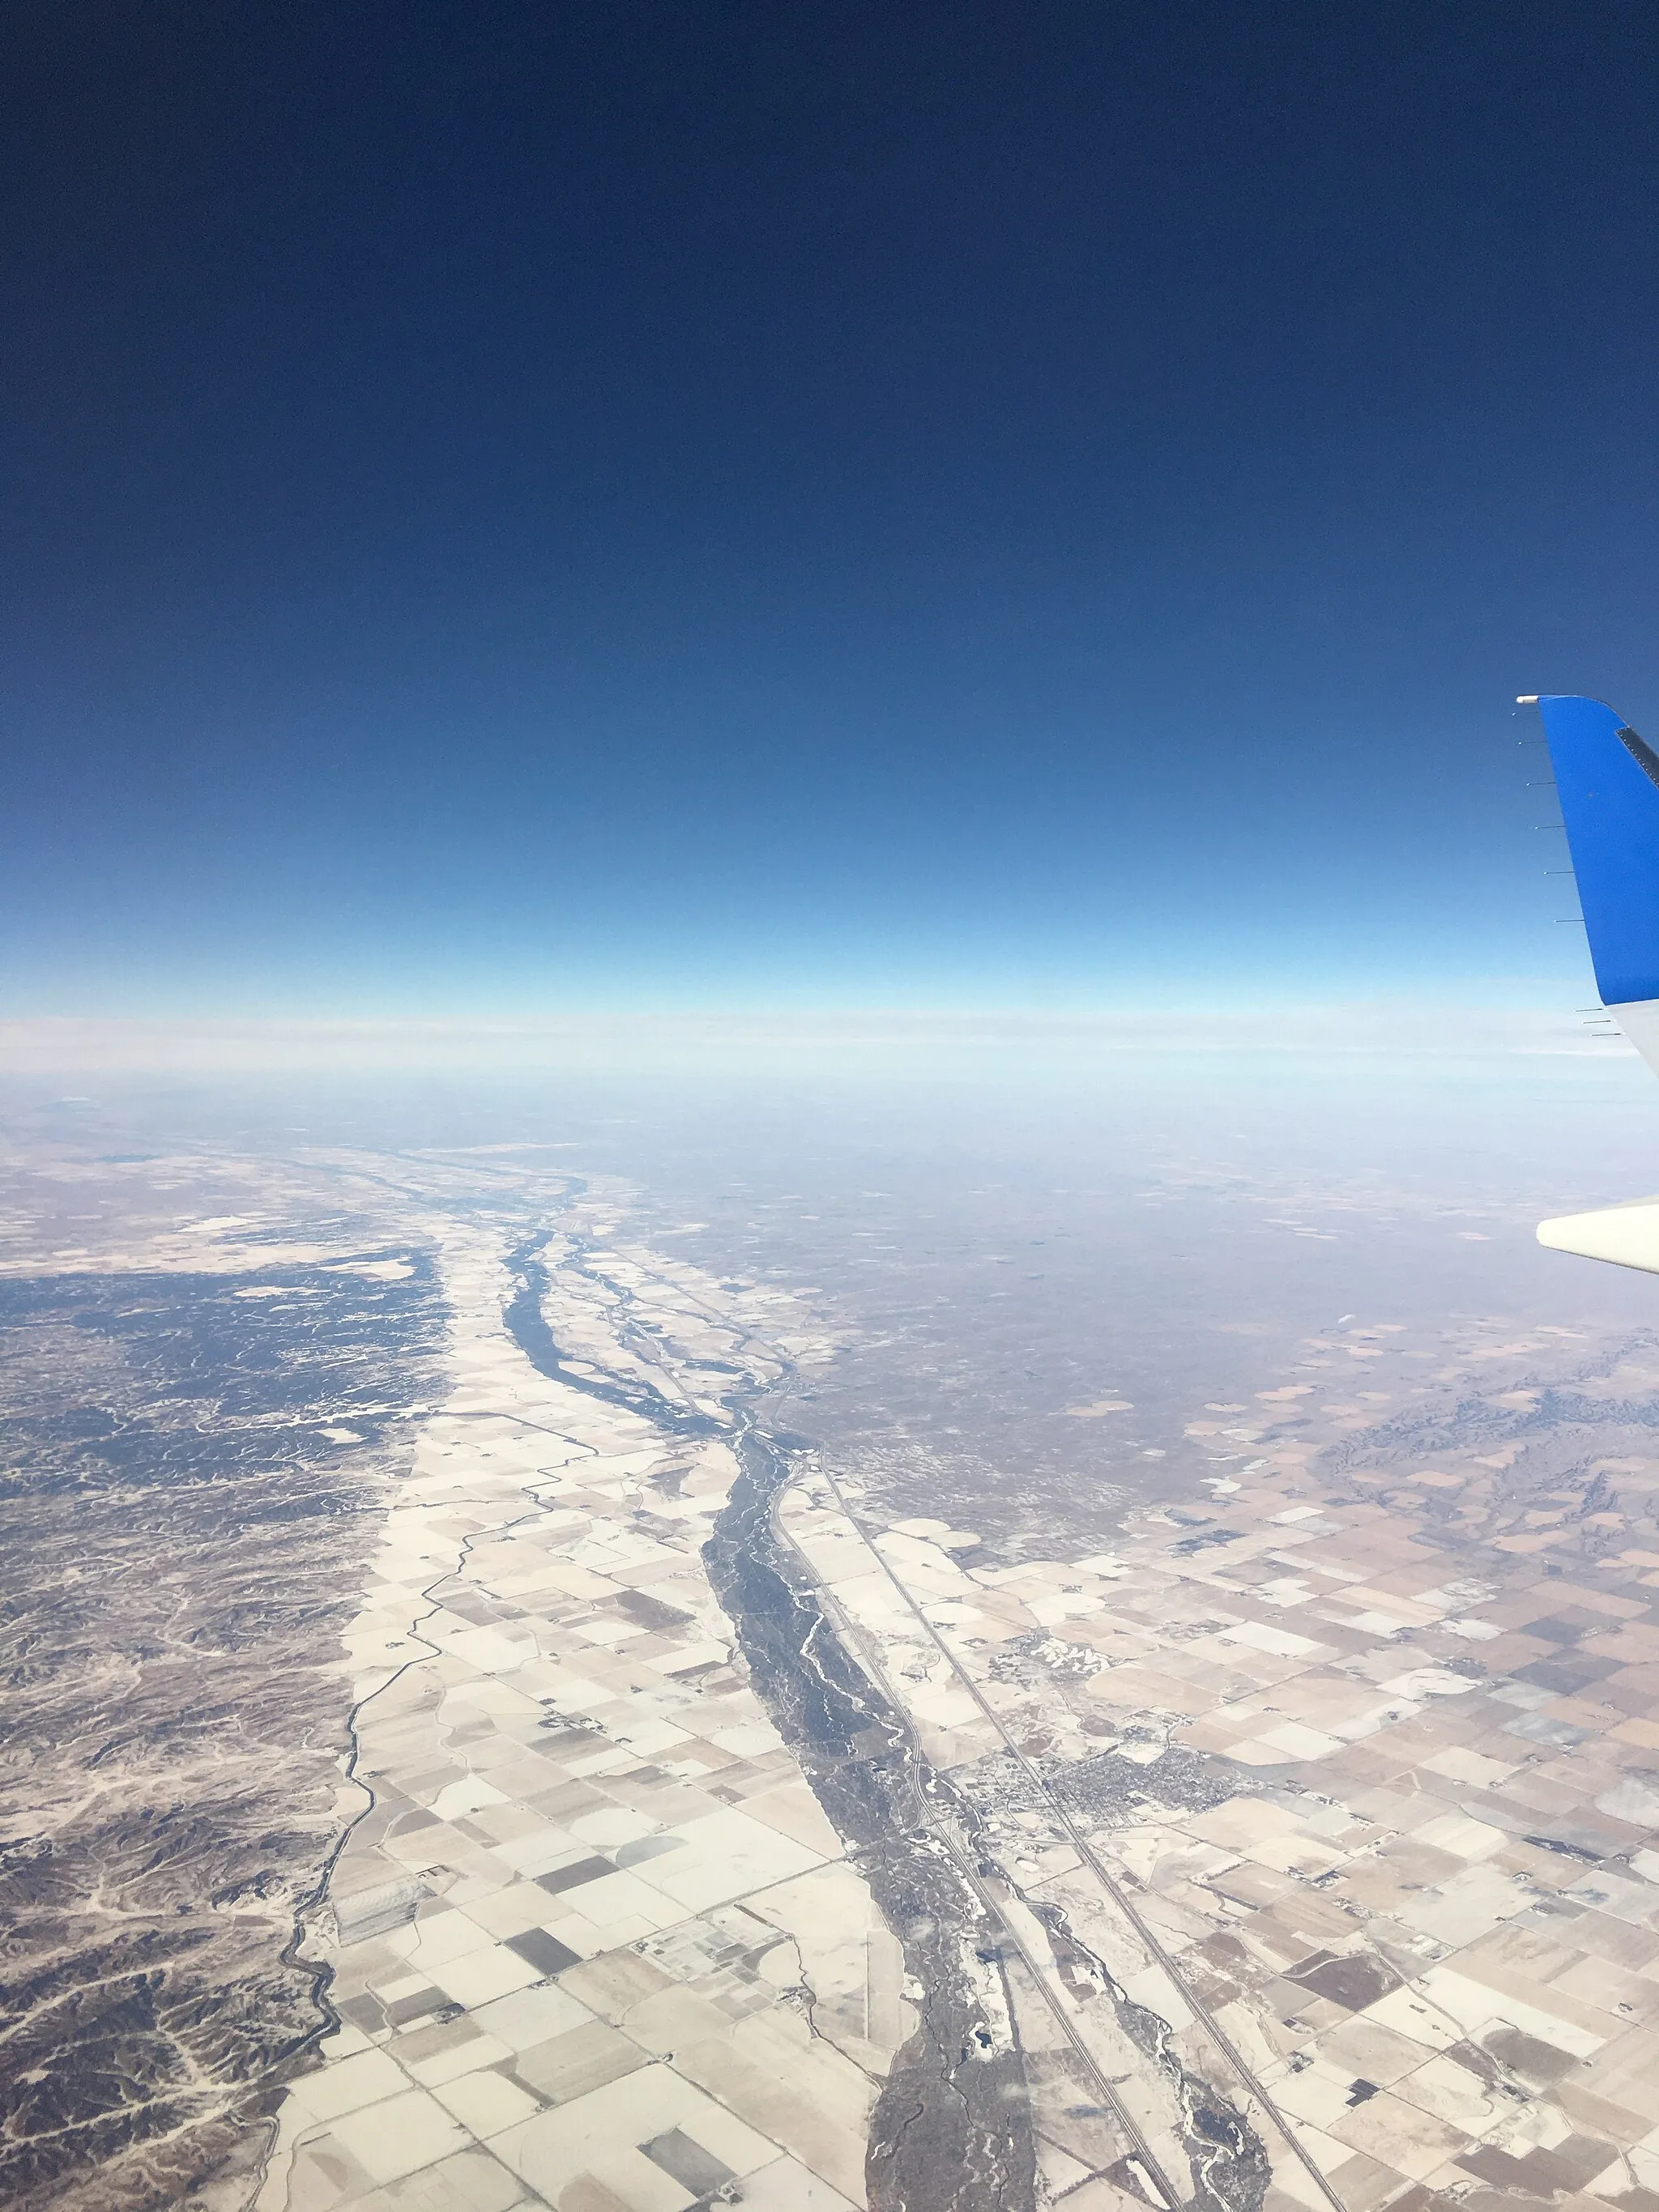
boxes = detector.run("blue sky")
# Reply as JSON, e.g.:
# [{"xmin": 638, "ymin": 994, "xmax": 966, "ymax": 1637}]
[{"xmin": 6, "ymin": 2, "xmax": 1659, "ymax": 1016}]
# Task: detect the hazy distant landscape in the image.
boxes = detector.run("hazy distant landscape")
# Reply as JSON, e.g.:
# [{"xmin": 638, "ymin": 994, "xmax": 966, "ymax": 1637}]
[{"xmin": 9, "ymin": 1044, "xmax": 1659, "ymax": 2212}]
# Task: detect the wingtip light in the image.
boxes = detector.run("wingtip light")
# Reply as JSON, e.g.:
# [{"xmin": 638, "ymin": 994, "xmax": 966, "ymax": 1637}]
[{"xmin": 1517, "ymin": 694, "xmax": 1540, "ymax": 705}]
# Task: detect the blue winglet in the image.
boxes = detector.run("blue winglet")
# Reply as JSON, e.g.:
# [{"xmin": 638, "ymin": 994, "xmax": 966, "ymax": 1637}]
[{"xmin": 1535, "ymin": 694, "xmax": 1659, "ymax": 1007}]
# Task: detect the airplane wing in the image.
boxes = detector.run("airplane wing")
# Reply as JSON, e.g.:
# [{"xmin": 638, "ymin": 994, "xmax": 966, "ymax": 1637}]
[{"xmin": 1525, "ymin": 693, "xmax": 1659, "ymax": 1272}]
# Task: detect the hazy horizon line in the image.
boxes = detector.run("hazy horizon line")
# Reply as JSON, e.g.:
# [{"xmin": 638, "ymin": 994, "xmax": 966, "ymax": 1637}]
[{"xmin": 0, "ymin": 1002, "xmax": 1634, "ymax": 1076}]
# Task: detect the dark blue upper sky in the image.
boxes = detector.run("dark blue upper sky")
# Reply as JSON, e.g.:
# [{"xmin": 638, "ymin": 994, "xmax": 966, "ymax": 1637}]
[{"xmin": 6, "ymin": 1, "xmax": 1659, "ymax": 1014}]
